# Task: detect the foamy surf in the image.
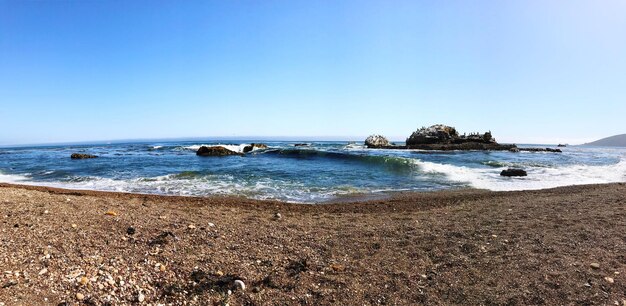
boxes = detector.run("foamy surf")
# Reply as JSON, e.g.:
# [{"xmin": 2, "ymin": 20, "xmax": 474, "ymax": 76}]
[
  {"xmin": 415, "ymin": 158, "xmax": 626, "ymax": 191},
  {"xmin": 0, "ymin": 172, "xmax": 29, "ymax": 183}
]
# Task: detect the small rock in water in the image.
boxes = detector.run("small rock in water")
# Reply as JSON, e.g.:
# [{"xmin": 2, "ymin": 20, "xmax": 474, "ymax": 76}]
[
  {"xmin": 500, "ymin": 168, "xmax": 527, "ymax": 177},
  {"xmin": 234, "ymin": 280, "xmax": 246, "ymax": 291},
  {"xmin": 590, "ymin": 263, "xmax": 600, "ymax": 269},
  {"xmin": 126, "ymin": 227, "xmax": 136, "ymax": 235}
]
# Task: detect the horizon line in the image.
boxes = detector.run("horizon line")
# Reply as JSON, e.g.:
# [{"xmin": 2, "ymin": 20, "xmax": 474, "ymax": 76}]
[{"xmin": 0, "ymin": 135, "xmax": 581, "ymax": 148}]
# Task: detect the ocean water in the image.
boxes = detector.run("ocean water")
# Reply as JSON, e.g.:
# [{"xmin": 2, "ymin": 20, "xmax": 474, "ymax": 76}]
[{"xmin": 0, "ymin": 141, "xmax": 625, "ymax": 203}]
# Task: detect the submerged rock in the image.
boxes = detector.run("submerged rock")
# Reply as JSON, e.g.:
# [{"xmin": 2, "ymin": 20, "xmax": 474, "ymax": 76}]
[
  {"xmin": 243, "ymin": 143, "xmax": 268, "ymax": 153},
  {"xmin": 70, "ymin": 153, "xmax": 98, "ymax": 159},
  {"xmin": 196, "ymin": 146, "xmax": 243, "ymax": 157},
  {"xmin": 364, "ymin": 135, "xmax": 390, "ymax": 148},
  {"xmin": 500, "ymin": 169, "xmax": 528, "ymax": 177}
]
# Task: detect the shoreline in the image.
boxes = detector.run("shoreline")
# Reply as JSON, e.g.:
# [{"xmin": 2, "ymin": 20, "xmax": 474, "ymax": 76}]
[{"xmin": 1, "ymin": 182, "xmax": 625, "ymax": 305}]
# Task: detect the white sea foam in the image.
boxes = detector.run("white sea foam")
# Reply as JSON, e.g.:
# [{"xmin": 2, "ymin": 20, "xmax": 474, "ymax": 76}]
[
  {"xmin": 20, "ymin": 173, "xmax": 356, "ymax": 203},
  {"xmin": 416, "ymin": 158, "xmax": 626, "ymax": 191},
  {"xmin": 0, "ymin": 172, "xmax": 29, "ymax": 183}
]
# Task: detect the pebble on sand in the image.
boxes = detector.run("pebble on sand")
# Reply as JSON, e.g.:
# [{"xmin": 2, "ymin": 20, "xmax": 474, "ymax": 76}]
[
  {"xmin": 76, "ymin": 293, "xmax": 85, "ymax": 300},
  {"xmin": 104, "ymin": 210, "xmax": 118, "ymax": 216},
  {"xmin": 138, "ymin": 293, "xmax": 145, "ymax": 302},
  {"xmin": 234, "ymin": 279, "xmax": 246, "ymax": 291},
  {"xmin": 79, "ymin": 276, "xmax": 89, "ymax": 286},
  {"xmin": 605, "ymin": 277, "xmax": 615, "ymax": 284},
  {"xmin": 590, "ymin": 263, "xmax": 600, "ymax": 269},
  {"xmin": 331, "ymin": 264, "xmax": 345, "ymax": 272}
]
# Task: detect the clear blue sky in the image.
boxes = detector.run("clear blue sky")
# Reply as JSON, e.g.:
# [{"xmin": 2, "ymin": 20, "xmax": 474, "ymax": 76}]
[{"xmin": 1, "ymin": 0, "xmax": 625, "ymax": 145}]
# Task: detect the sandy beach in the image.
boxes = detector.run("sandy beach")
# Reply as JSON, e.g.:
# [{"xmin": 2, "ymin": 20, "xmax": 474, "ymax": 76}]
[{"xmin": 0, "ymin": 183, "xmax": 625, "ymax": 305}]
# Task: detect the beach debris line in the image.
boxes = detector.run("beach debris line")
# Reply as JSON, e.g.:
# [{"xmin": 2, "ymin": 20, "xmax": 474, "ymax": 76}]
[
  {"xmin": 196, "ymin": 146, "xmax": 244, "ymax": 157},
  {"xmin": 70, "ymin": 153, "xmax": 98, "ymax": 159},
  {"xmin": 500, "ymin": 169, "xmax": 528, "ymax": 177}
]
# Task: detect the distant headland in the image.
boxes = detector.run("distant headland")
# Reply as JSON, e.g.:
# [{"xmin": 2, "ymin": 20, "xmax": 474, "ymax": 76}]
[{"xmin": 583, "ymin": 134, "xmax": 626, "ymax": 147}]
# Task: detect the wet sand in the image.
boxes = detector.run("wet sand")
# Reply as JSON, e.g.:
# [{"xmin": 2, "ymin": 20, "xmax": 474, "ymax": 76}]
[{"xmin": 0, "ymin": 182, "xmax": 625, "ymax": 305}]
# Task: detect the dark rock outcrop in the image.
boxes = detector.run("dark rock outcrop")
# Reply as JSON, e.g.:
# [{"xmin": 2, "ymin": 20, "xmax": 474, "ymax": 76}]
[
  {"xmin": 196, "ymin": 146, "xmax": 243, "ymax": 157},
  {"xmin": 518, "ymin": 148, "xmax": 562, "ymax": 153},
  {"xmin": 71, "ymin": 153, "xmax": 98, "ymax": 159},
  {"xmin": 294, "ymin": 143, "xmax": 309, "ymax": 147},
  {"xmin": 243, "ymin": 143, "xmax": 268, "ymax": 153},
  {"xmin": 500, "ymin": 168, "xmax": 528, "ymax": 177},
  {"xmin": 406, "ymin": 125, "xmax": 460, "ymax": 145},
  {"xmin": 364, "ymin": 135, "xmax": 390, "ymax": 148},
  {"xmin": 407, "ymin": 124, "xmax": 496, "ymax": 146}
]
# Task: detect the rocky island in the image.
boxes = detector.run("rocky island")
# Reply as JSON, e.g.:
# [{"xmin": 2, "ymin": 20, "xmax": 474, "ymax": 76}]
[{"xmin": 366, "ymin": 124, "xmax": 562, "ymax": 152}]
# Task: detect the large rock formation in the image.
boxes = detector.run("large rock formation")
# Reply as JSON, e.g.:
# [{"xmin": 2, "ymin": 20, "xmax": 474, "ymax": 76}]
[
  {"xmin": 364, "ymin": 135, "xmax": 390, "ymax": 148},
  {"xmin": 363, "ymin": 124, "xmax": 561, "ymax": 152},
  {"xmin": 71, "ymin": 153, "xmax": 98, "ymax": 159},
  {"xmin": 406, "ymin": 124, "xmax": 495, "ymax": 146},
  {"xmin": 243, "ymin": 143, "xmax": 268, "ymax": 153},
  {"xmin": 196, "ymin": 146, "xmax": 243, "ymax": 157}
]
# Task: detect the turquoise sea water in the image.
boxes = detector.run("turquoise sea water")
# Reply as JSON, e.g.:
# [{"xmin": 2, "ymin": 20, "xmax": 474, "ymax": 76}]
[{"xmin": 1, "ymin": 141, "xmax": 625, "ymax": 203}]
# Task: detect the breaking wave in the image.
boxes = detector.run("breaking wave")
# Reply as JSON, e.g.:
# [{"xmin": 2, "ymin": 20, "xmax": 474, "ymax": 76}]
[{"xmin": 416, "ymin": 158, "xmax": 626, "ymax": 191}]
